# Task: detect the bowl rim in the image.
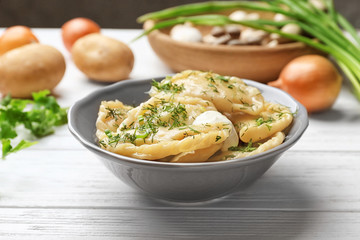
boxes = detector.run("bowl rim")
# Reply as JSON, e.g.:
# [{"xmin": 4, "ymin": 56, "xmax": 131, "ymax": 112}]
[
  {"xmin": 144, "ymin": 19, "xmax": 309, "ymax": 53},
  {"xmin": 68, "ymin": 76, "xmax": 308, "ymax": 168}
]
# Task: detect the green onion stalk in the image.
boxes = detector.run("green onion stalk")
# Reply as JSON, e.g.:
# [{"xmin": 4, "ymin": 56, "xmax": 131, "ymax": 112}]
[{"xmin": 136, "ymin": 0, "xmax": 360, "ymax": 101}]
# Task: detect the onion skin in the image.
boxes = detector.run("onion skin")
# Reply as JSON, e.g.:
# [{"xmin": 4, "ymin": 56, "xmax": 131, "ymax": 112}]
[
  {"xmin": 0, "ymin": 26, "xmax": 39, "ymax": 55},
  {"xmin": 268, "ymin": 55, "xmax": 342, "ymax": 113},
  {"xmin": 61, "ymin": 17, "xmax": 101, "ymax": 52}
]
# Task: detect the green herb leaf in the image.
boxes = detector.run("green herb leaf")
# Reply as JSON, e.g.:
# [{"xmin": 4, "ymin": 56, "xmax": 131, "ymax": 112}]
[
  {"xmin": 216, "ymin": 75, "xmax": 229, "ymax": 82},
  {"xmin": 151, "ymin": 79, "xmax": 184, "ymax": 94},
  {"xmin": 1, "ymin": 139, "xmax": 12, "ymax": 159},
  {"xmin": 0, "ymin": 122, "xmax": 18, "ymax": 139},
  {"xmin": 0, "ymin": 90, "xmax": 68, "ymax": 159},
  {"xmin": 2, "ymin": 139, "xmax": 38, "ymax": 159},
  {"xmin": 255, "ymin": 117, "xmax": 274, "ymax": 127},
  {"xmin": 228, "ymin": 140, "xmax": 257, "ymax": 152}
]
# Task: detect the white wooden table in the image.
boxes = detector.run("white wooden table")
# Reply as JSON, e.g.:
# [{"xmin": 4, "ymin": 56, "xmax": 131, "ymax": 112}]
[{"xmin": 0, "ymin": 29, "xmax": 360, "ymax": 239}]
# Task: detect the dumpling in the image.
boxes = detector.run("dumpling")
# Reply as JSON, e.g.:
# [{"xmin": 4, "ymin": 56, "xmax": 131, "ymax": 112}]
[
  {"xmin": 234, "ymin": 102, "xmax": 293, "ymax": 143},
  {"xmin": 118, "ymin": 93, "xmax": 218, "ymax": 138},
  {"xmin": 96, "ymin": 94, "xmax": 232, "ymax": 160},
  {"xmin": 96, "ymin": 100, "xmax": 132, "ymax": 133},
  {"xmin": 192, "ymin": 110, "xmax": 238, "ymax": 151},
  {"xmin": 169, "ymin": 144, "xmax": 223, "ymax": 163},
  {"xmin": 96, "ymin": 71, "xmax": 294, "ymax": 163},
  {"xmin": 167, "ymin": 110, "xmax": 239, "ymax": 162},
  {"xmin": 97, "ymin": 121, "xmax": 231, "ymax": 160},
  {"xmin": 149, "ymin": 70, "xmax": 265, "ymax": 115},
  {"xmin": 209, "ymin": 132, "xmax": 285, "ymax": 161}
]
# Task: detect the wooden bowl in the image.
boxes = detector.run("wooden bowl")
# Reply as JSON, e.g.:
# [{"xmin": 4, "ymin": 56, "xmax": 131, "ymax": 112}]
[{"xmin": 144, "ymin": 20, "xmax": 322, "ymax": 83}]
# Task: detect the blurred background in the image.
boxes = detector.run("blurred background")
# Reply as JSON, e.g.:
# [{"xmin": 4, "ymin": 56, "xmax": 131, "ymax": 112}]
[{"xmin": 0, "ymin": 0, "xmax": 359, "ymax": 29}]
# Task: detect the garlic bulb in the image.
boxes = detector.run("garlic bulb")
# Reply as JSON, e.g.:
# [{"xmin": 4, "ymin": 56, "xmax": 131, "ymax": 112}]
[{"xmin": 240, "ymin": 28, "xmax": 268, "ymax": 45}]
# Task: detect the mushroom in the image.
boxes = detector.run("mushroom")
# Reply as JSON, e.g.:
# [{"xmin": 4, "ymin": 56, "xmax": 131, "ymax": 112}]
[
  {"xmin": 210, "ymin": 26, "xmax": 226, "ymax": 37},
  {"xmin": 205, "ymin": 25, "xmax": 241, "ymax": 45},
  {"xmin": 203, "ymin": 34, "xmax": 232, "ymax": 45},
  {"xmin": 240, "ymin": 28, "xmax": 268, "ymax": 45},
  {"xmin": 225, "ymin": 25, "xmax": 241, "ymax": 39},
  {"xmin": 266, "ymin": 39, "xmax": 279, "ymax": 48},
  {"xmin": 227, "ymin": 39, "xmax": 246, "ymax": 46},
  {"xmin": 273, "ymin": 13, "xmax": 290, "ymax": 22},
  {"xmin": 228, "ymin": 10, "xmax": 247, "ymax": 21},
  {"xmin": 245, "ymin": 13, "xmax": 260, "ymax": 20},
  {"xmin": 170, "ymin": 24, "xmax": 203, "ymax": 43},
  {"xmin": 270, "ymin": 23, "xmax": 302, "ymax": 44}
]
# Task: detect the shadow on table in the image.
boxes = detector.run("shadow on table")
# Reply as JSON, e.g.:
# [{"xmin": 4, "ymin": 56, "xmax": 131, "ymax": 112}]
[
  {"xmin": 309, "ymin": 108, "xmax": 345, "ymax": 122},
  {"xmin": 135, "ymin": 174, "xmax": 316, "ymax": 239},
  {"xmin": 310, "ymin": 107, "xmax": 360, "ymax": 122}
]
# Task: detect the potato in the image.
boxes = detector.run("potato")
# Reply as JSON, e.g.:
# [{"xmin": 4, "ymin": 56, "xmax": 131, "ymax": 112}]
[
  {"xmin": 71, "ymin": 33, "xmax": 134, "ymax": 82},
  {"xmin": 0, "ymin": 43, "xmax": 66, "ymax": 98}
]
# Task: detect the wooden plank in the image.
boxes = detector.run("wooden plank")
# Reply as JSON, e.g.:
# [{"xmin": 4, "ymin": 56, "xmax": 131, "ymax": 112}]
[
  {"xmin": 0, "ymin": 150, "xmax": 359, "ymax": 211},
  {"xmin": 1, "ymin": 28, "xmax": 360, "ymax": 239},
  {"xmin": 0, "ymin": 208, "xmax": 360, "ymax": 239}
]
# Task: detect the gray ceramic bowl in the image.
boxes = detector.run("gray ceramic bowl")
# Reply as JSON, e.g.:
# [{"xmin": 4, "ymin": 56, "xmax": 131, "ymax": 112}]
[{"xmin": 68, "ymin": 77, "xmax": 308, "ymax": 203}]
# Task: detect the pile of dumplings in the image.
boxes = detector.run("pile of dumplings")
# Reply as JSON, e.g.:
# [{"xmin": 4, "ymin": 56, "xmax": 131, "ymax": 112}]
[{"xmin": 96, "ymin": 70, "xmax": 293, "ymax": 163}]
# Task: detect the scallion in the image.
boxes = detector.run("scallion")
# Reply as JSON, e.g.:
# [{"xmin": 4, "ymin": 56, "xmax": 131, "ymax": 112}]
[{"xmin": 136, "ymin": 0, "xmax": 360, "ymax": 101}]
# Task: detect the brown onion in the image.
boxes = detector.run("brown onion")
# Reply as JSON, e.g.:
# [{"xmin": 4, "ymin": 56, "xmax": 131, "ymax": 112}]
[{"xmin": 268, "ymin": 55, "xmax": 342, "ymax": 113}]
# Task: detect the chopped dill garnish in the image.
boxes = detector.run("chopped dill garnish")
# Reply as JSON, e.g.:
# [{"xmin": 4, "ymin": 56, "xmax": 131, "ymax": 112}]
[
  {"xmin": 111, "ymin": 99, "xmax": 189, "ymax": 145},
  {"xmin": 277, "ymin": 112, "xmax": 285, "ymax": 118},
  {"xmin": 206, "ymin": 76, "xmax": 216, "ymax": 83},
  {"xmin": 123, "ymin": 132, "xmax": 137, "ymax": 144},
  {"xmin": 163, "ymin": 101, "xmax": 188, "ymax": 129},
  {"xmin": 291, "ymin": 109, "xmax": 298, "ymax": 117},
  {"xmin": 99, "ymin": 140, "xmax": 107, "ymax": 148},
  {"xmin": 108, "ymin": 133, "xmax": 121, "ymax": 146},
  {"xmin": 224, "ymin": 154, "xmax": 236, "ymax": 160},
  {"xmin": 226, "ymin": 98, "xmax": 233, "ymax": 104},
  {"xmin": 188, "ymin": 126, "xmax": 200, "ymax": 134},
  {"xmin": 240, "ymin": 99, "xmax": 253, "ymax": 108},
  {"xmin": 208, "ymin": 83, "xmax": 219, "ymax": 93},
  {"xmin": 255, "ymin": 117, "xmax": 274, "ymax": 131},
  {"xmin": 152, "ymin": 79, "xmax": 184, "ymax": 94},
  {"xmin": 105, "ymin": 107, "xmax": 125, "ymax": 121},
  {"xmin": 216, "ymin": 75, "xmax": 229, "ymax": 82},
  {"xmin": 228, "ymin": 140, "xmax": 257, "ymax": 152},
  {"xmin": 104, "ymin": 129, "xmax": 137, "ymax": 146}
]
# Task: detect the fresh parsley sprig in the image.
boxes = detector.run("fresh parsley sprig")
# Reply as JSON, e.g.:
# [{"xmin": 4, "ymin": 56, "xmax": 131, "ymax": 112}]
[{"xmin": 0, "ymin": 90, "xmax": 68, "ymax": 159}]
